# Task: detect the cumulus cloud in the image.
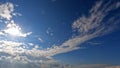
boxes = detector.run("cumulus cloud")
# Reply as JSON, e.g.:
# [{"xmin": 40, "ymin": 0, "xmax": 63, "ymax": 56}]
[
  {"xmin": 0, "ymin": 21, "xmax": 32, "ymax": 37},
  {"xmin": 0, "ymin": 40, "xmax": 24, "ymax": 55},
  {"xmin": 0, "ymin": 4, "xmax": 31, "ymax": 38},
  {"xmin": 0, "ymin": 2, "xmax": 31, "ymax": 37},
  {"xmin": 0, "ymin": 40, "xmax": 55, "ymax": 64},
  {"xmin": 0, "ymin": 2, "xmax": 14, "ymax": 20},
  {"xmin": 3, "ymin": 22, "xmax": 32, "ymax": 37}
]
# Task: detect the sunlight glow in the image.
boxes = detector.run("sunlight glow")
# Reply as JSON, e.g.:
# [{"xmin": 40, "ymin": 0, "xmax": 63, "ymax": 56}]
[
  {"xmin": 4, "ymin": 23, "xmax": 21, "ymax": 36},
  {"xmin": 4, "ymin": 23, "xmax": 25, "ymax": 37}
]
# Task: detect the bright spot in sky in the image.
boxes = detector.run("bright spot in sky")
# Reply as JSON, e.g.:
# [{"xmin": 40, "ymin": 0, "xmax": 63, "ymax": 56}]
[
  {"xmin": 3, "ymin": 22, "xmax": 32, "ymax": 37},
  {"xmin": 4, "ymin": 23, "xmax": 22, "ymax": 36}
]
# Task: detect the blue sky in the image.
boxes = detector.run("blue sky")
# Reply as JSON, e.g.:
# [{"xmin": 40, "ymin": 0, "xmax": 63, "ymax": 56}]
[{"xmin": 0, "ymin": 0, "xmax": 120, "ymax": 68}]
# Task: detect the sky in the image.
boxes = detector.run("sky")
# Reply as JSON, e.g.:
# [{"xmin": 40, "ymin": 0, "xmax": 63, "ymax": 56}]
[{"xmin": 0, "ymin": 0, "xmax": 120, "ymax": 68}]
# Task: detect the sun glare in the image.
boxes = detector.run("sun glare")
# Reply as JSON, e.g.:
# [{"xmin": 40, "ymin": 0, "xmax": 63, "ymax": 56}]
[
  {"xmin": 4, "ymin": 27, "xmax": 21, "ymax": 36},
  {"xmin": 4, "ymin": 23, "xmax": 22, "ymax": 36}
]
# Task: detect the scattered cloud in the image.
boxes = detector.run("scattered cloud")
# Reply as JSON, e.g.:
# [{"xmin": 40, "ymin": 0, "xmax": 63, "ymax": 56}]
[
  {"xmin": 0, "ymin": 2, "xmax": 14, "ymax": 20},
  {"xmin": 28, "ymin": 43, "xmax": 34, "ymax": 46},
  {"xmin": 37, "ymin": 0, "xmax": 120, "ymax": 57},
  {"xmin": 46, "ymin": 27, "xmax": 54, "ymax": 36},
  {"xmin": 0, "ymin": 40, "xmax": 24, "ymax": 56},
  {"xmin": 72, "ymin": 1, "xmax": 120, "ymax": 36},
  {"xmin": 0, "ymin": 0, "xmax": 120, "ymax": 67},
  {"xmin": 12, "ymin": 13, "xmax": 22, "ymax": 17},
  {"xmin": 38, "ymin": 37, "xmax": 43, "ymax": 42},
  {"xmin": 0, "ymin": 2, "xmax": 31, "ymax": 37},
  {"xmin": 0, "ymin": 21, "xmax": 32, "ymax": 37}
]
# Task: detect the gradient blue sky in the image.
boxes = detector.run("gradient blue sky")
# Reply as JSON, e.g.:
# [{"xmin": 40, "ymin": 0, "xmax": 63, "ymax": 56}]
[{"xmin": 0, "ymin": 0, "xmax": 120, "ymax": 68}]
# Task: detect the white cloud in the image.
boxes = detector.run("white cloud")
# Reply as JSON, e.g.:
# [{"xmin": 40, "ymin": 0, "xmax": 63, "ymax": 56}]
[
  {"xmin": 28, "ymin": 43, "xmax": 34, "ymax": 46},
  {"xmin": 12, "ymin": 13, "xmax": 22, "ymax": 16},
  {"xmin": 0, "ymin": 2, "xmax": 31, "ymax": 37},
  {"xmin": 0, "ymin": 1, "xmax": 120, "ymax": 67},
  {"xmin": 0, "ymin": 31, "xmax": 4, "ymax": 35},
  {"xmin": 0, "ymin": 2, "xmax": 14, "ymax": 20},
  {"xmin": 72, "ymin": 1, "xmax": 120, "ymax": 35},
  {"xmin": 37, "ymin": 0, "xmax": 120, "ymax": 57},
  {"xmin": 46, "ymin": 27, "xmax": 54, "ymax": 36},
  {"xmin": 38, "ymin": 37, "xmax": 43, "ymax": 42},
  {"xmin": 0, "ymin": 40, "xmax": 24, "ymax": 56},
  {"xmin": 1, "ymin": 21, "xmax": 32, "ymax": 37},
  {"xmin": 0, "ymin": 40, "xmax": 56, "ymax": 64}
]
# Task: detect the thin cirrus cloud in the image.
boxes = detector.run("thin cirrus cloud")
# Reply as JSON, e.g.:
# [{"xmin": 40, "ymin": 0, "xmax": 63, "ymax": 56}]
[
  {"xmin": 87, "ymin": 42, "xmax": 102, "ymax": 46},
  {"xmin": 0, "ymin": 0, "xmax": 120, "ymax": 68},
  {"xmin": 40, "ymin": 0, "xmax": 120, "ymax": 57},
  {"xmin": 38, "ymin": 37, "xmax": 43, "ymax": 42}
]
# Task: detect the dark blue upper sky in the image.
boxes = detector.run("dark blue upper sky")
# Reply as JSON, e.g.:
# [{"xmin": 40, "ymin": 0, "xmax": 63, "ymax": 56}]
[{"xmin": 0, "ymin": 0, "xmax": 120, "ymax": 67}]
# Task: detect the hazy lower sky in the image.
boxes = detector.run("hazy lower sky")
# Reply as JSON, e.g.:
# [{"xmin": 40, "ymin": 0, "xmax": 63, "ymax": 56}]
[{"xmin": 0, "ymin": 0, "xmax": 120, "ymax": 68}]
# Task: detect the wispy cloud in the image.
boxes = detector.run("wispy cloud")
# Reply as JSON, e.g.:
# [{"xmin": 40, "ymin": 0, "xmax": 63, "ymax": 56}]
[
  {"xmin": 72, "ymin": 1, "xmax": 120, "ymax": 36},
  {"xmin": 38, "ymin": 37, "xmax": 43, "ymax": 42},
  {"xmin": 88, "ymin": 42, "xmax": 102, "ymax": 45},
  {"xmin": 39, "ymin": 0, "xmax": 120, "ymax": 57}
]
